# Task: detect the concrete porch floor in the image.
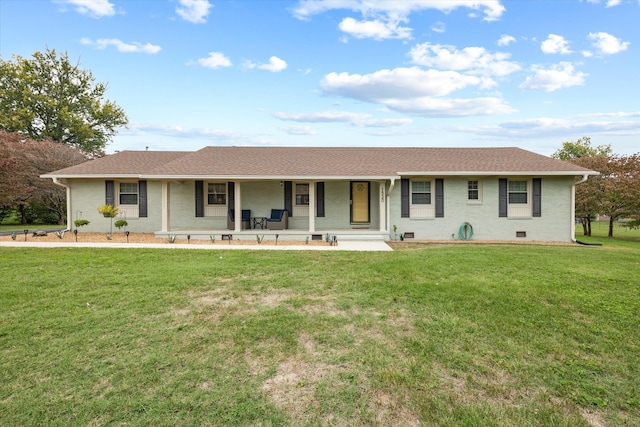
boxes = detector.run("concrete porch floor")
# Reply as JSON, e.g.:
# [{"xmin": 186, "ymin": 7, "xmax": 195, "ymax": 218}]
[{"xmin": 154, "ymin": 228, "xmax": 390, "ymax": 243}]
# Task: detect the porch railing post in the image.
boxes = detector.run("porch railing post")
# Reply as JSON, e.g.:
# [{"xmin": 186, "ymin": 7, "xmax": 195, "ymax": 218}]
[
  {"xmin": 234, "ymin": 181, "xmax": 241, "ymax": 233},
  {"xmin": 309, "ymin": 180, "xmax": 316, "ymax": 232}
]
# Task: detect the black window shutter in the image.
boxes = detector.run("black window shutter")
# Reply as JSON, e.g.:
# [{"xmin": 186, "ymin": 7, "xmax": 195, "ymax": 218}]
[
  {"xmin": 195, "ymin": 180, "xmax": 204, "ymax": 217},
  {"xmin": 138, "ymin": 180, "xmax": 147, "ymax": 218},
  {"xmin": 499, "ymin": 178, "xmax": 508, "ymax": 217},
  {"xmin": 532, "ymin": 178, "xmax": 542, "ymax": 217},
  {"xmin": 105, "ymin": 180, "xmax": 114, "ymax": 205},
  {"xmin": 227, "ymin": 181, "xmax": 235, "ymax": 210},
  {"xmin": 316, "ymin": 182, "xmax": 325, "ymax": 217},
  {"xmin": 435, "ymin": 178, "xmax": 444, "ymax": 218},
  {"xmin": 401, "ymin": 178, "xmax": 410, "ymax": 218},
  {"xmin": 284, "ymin": 181, "xmax": 293, "ymax": 216}
]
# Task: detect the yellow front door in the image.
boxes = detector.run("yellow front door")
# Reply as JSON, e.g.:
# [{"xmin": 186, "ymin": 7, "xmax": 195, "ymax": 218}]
[{"xmin": 351, "ymin": 181, "xmax": 369, "ymax": 224}]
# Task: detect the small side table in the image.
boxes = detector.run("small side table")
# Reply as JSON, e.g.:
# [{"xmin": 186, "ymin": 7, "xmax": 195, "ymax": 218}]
[{"xmin": 252, "ymin": 217, "xmax": 267, "ymax": 229}]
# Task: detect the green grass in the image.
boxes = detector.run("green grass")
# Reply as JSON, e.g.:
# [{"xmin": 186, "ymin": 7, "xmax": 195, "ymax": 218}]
[{"xmin": 1, "ymin": 240, "xmax": 639, "ymax": 425}]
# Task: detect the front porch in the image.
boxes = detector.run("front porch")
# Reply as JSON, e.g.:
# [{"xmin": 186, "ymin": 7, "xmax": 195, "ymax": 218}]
[
  {"xmin": 155, "ymin": 227, "xmax": 390, "ymax": 243},
  {"xmin": 157, "ymin": 179, "xmax": 394, "ymax": 241}
]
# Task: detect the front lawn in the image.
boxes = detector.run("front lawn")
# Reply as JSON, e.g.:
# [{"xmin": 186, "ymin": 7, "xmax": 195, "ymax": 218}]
[{"xmin": 1, "ymin": 241, "xmax": 638, "ymax": 426}]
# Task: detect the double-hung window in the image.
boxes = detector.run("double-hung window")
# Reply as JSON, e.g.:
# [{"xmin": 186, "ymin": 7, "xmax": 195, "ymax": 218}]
[
  {"xmin": 115, "ymin": 181, "xmax": 141, "ymax": 218},
  {"xmin": 410, "ymin": 180, "xmax": 434, "ymax": 218},
  {"xmin": 119, "ymin": 182, "xmax": 138, "ymax": 205},
  {"xmin": 295, "ymin": 183, "xmax": 309, "ymax": 206},
  {"xmin": 507, "ymin": 179, "xmax": 531, "ymax": 217},
  {"xmin": 508, "ymin": 180, "xmax": 528, "ymax": 204},
  {"xmin": 412, "ymin": 181, "xmax": 431, "ymax": 205},
  {"xmin": 207, "ymin": 183, "xmax": 227, "ymax": 205},
  {"xmin": 292, "ymin": 182, "xmax": 310, "ymax": 217},
  {"xmin": 467, "ymin": 180, "xmax": 482, "ymax": 203}
]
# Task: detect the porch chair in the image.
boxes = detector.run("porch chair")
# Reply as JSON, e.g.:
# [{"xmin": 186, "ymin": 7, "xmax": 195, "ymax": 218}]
[
  {"xmin": 266, "ymin": 209, "xmax": 288, "ymax": 230},
  {"xmin": 228, "ymin": 209, "xmax": 251, "ymax": 230}
]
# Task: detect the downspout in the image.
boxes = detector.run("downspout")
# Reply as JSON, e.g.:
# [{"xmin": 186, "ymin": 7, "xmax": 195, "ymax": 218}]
[
  {"xmin": 386, "ymin": 178, "xmax": 396, "ymax": 235},
  {"xmin": 571, "ymin": 174, "xmax": 589, "ymax": 243},
  {"xmin": 51, "ymin": 177, "xmax": 72, "ymax": 231}
]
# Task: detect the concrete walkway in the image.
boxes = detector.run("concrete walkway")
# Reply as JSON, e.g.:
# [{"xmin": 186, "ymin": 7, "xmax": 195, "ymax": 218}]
[{"xmin": 0, "ymin": 240, "xmax": 393, "ymax": 251}]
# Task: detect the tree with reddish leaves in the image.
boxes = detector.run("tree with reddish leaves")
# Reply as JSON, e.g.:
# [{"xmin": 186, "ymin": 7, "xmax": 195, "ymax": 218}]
[
  {"xmin": 598, "ymin": 154, "xmax": 640, "ymax": 237},
  {"xmin": 554, "ymin": 138, "xmax": 640, "ymax": 237},
  {"xmin": 0, "ymin": 131, "xmax": 88, "ymax": 224}
]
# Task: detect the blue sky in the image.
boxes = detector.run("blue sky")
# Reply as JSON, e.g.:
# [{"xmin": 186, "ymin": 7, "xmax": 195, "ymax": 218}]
[{"xmin": 1, "ymin": 0, "xmax": 638, "ymax": 155}]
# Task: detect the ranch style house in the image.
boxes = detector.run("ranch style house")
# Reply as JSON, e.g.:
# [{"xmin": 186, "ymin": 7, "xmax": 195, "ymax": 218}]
[{"xmin": 42, "ymin": 146, "xmax": 598, "ymax": 243}]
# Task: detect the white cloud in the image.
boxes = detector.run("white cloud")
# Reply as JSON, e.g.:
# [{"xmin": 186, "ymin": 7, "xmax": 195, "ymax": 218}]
[
  {"xmin": 80, "ymin": 38, "xmax": 161, "ymax": 54},
  {"xmin": 409, "ymin": 43, "xmax": 521, "ymax": 77},
  {"xmin": 581, "ymin": 0, "xmax": 622, "ymax": 6},
  {"xmin": 519, "ymin": 62, "xmax": 587, "ymax": 92},
  {"xmin": 321, "ymin": 67, "xmax": 484, "ymax": 101},
  {"xmin": 384, "ymin": 97, "xmax": 515, "ymax": 117},
  {"xmin": 467, "ymin": 114, "xmax": 640, "ymax": 142},
  {"xmin": 431, "ymin": 21, "xmax": 446, "ymax": 34},
  {"xmin": 292, "ymin": 0, "xmax": 506, "ymax": 22},
  {"xmin": 291, "ymin": 0, "xmax": 505, "ymax": 41},
  {"xmin": 338, "ymin": 17, "xmax": 412, "ymax": 40},
  {"xmin": 541, "ymin": 34, "xmax": 572, "ymax": 54},
  {"xmin": 56, "ymin": 0, "xmax": 115, "ymax": 18},
  {"xmin": 588, "ymin": 32, "xmax": 630, "ymax": 54},
  {"xmin": 319, "ymin": 67, "xmax": 514, "ymax": 117},
  {"xmin": 126, "ymin": 123, "xmax": 244, "ymax": 141},
  {"xmin": 279, "ymin": 126, "xmax": 317, "ymax": 135},
  {"xmin": 176, "ymin": 0, "xmax": 212, "ymax": 24},
  {"xmin": 192, "ymin": 52, "xmax": 232, "ymax": 68},
  {"xmin": 274, "ymin": 111, "xmax": 412, "ymax": 127},
  {"xmin": 259, "ymin": 56, "xmax": 288, "ymax": 72},
  {"xmin": 497, "ymin": 34, "xmax": 516, "ymax": 46}
]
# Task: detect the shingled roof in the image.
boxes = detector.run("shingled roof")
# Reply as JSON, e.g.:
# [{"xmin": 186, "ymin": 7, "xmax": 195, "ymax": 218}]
[{"xmin": 43, "ymin": 146, "xmax": 597, "ymax": 179}]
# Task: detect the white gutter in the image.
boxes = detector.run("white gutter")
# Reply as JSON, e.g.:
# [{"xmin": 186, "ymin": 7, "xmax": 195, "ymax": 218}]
[
  {"xmin": 51, "ymin": 177, "xmax": 72, "ymax": 231},
  {"xmin": 397, "ymin": 171, "xmax": 600, "ymax": 177},
  {"xmin": 571, "ymin": 174, "xmax": 590, "ymax": 242}
]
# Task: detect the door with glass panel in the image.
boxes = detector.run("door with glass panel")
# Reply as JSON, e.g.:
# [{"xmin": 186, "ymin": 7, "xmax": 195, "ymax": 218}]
[{"xmin": 350, "ymin": 181, "xmax": 370, "ymax": 224}]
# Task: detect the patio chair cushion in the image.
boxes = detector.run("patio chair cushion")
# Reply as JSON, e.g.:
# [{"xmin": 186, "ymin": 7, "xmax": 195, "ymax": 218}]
[{"xmin": 268, "ymin": 209, "xmax": 285, "ymax": 221}]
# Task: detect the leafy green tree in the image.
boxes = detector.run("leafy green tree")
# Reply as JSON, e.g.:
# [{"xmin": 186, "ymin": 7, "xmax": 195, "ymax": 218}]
[
  {"xmin": 0, "ymin": 48, "xmax": 128, "ymax": 156},
  {"xmin": 552, "ymin": 137, "xmax": 611, "ymax": 161}
]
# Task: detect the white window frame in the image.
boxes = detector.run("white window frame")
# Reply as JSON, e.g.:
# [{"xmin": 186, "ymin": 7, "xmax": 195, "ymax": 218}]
[
  {"xmin": 116, "ymin": 181, "xmax": 139, "ymax": 218},
  {"xmin": 206, "ymin": 182, "xmax": 227, "ymax": 206},
  {"xmin": 507, "ymin": 179, "xmax": 531, "ymax": 218},
  {"xmin": 293, "ymin": 182, "xmax": 310, "ymax": 217},
  {"xmin": 295, "ymin": 183, "xmax": 310, "ymax": 206},
  {"xmin": 205, "ymin": 182, "xmax": 228, "ymax": 217},
  {"xmin": 467, "ymin": 179, "xmax": 483, "ymax": 204},
  {"xmin": 410, "ymin": 179, "xmax": 434, "ymax": 218}
]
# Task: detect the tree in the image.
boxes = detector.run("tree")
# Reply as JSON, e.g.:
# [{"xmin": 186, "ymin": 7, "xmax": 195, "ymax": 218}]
[
  {"xmin": 568, "ymin": 152, "xmax": 640, "ymax": 237},
  {"xmin": 0, "ymin": 48, "xmax": 128, "ymax": 156},
  {"xmin": 598, "ymin": 154, "xmax": 640, "ymax": 237},
  {"xmin": 552, "ymin": 137, "xmax": 611, "ymax": 161},
  {"xmin": 0, "ymin": 131, "xmax": 89, "ymax": 224}
]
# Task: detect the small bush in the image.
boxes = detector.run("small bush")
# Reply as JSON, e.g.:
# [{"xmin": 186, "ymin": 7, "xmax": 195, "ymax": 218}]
[{"xmin": 74, "ymin": 219, "xmax": 90, "ymax": 228}]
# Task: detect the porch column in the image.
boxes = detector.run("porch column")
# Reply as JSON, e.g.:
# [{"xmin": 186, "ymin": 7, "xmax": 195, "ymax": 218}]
[
  {"xmin": 234, "ymin": 181, "xmax": 241, "ymax": 233},
  {"xmin": 161, "ymin": 180, "xmax": 170, "ymax": 232},
  {"xmin": 308, "ymin": 181, "xmax": 315, "ymax": 232},
  {"xmin": 379, "ymin": 180, "xmax": 386, "ymax": 232}
]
